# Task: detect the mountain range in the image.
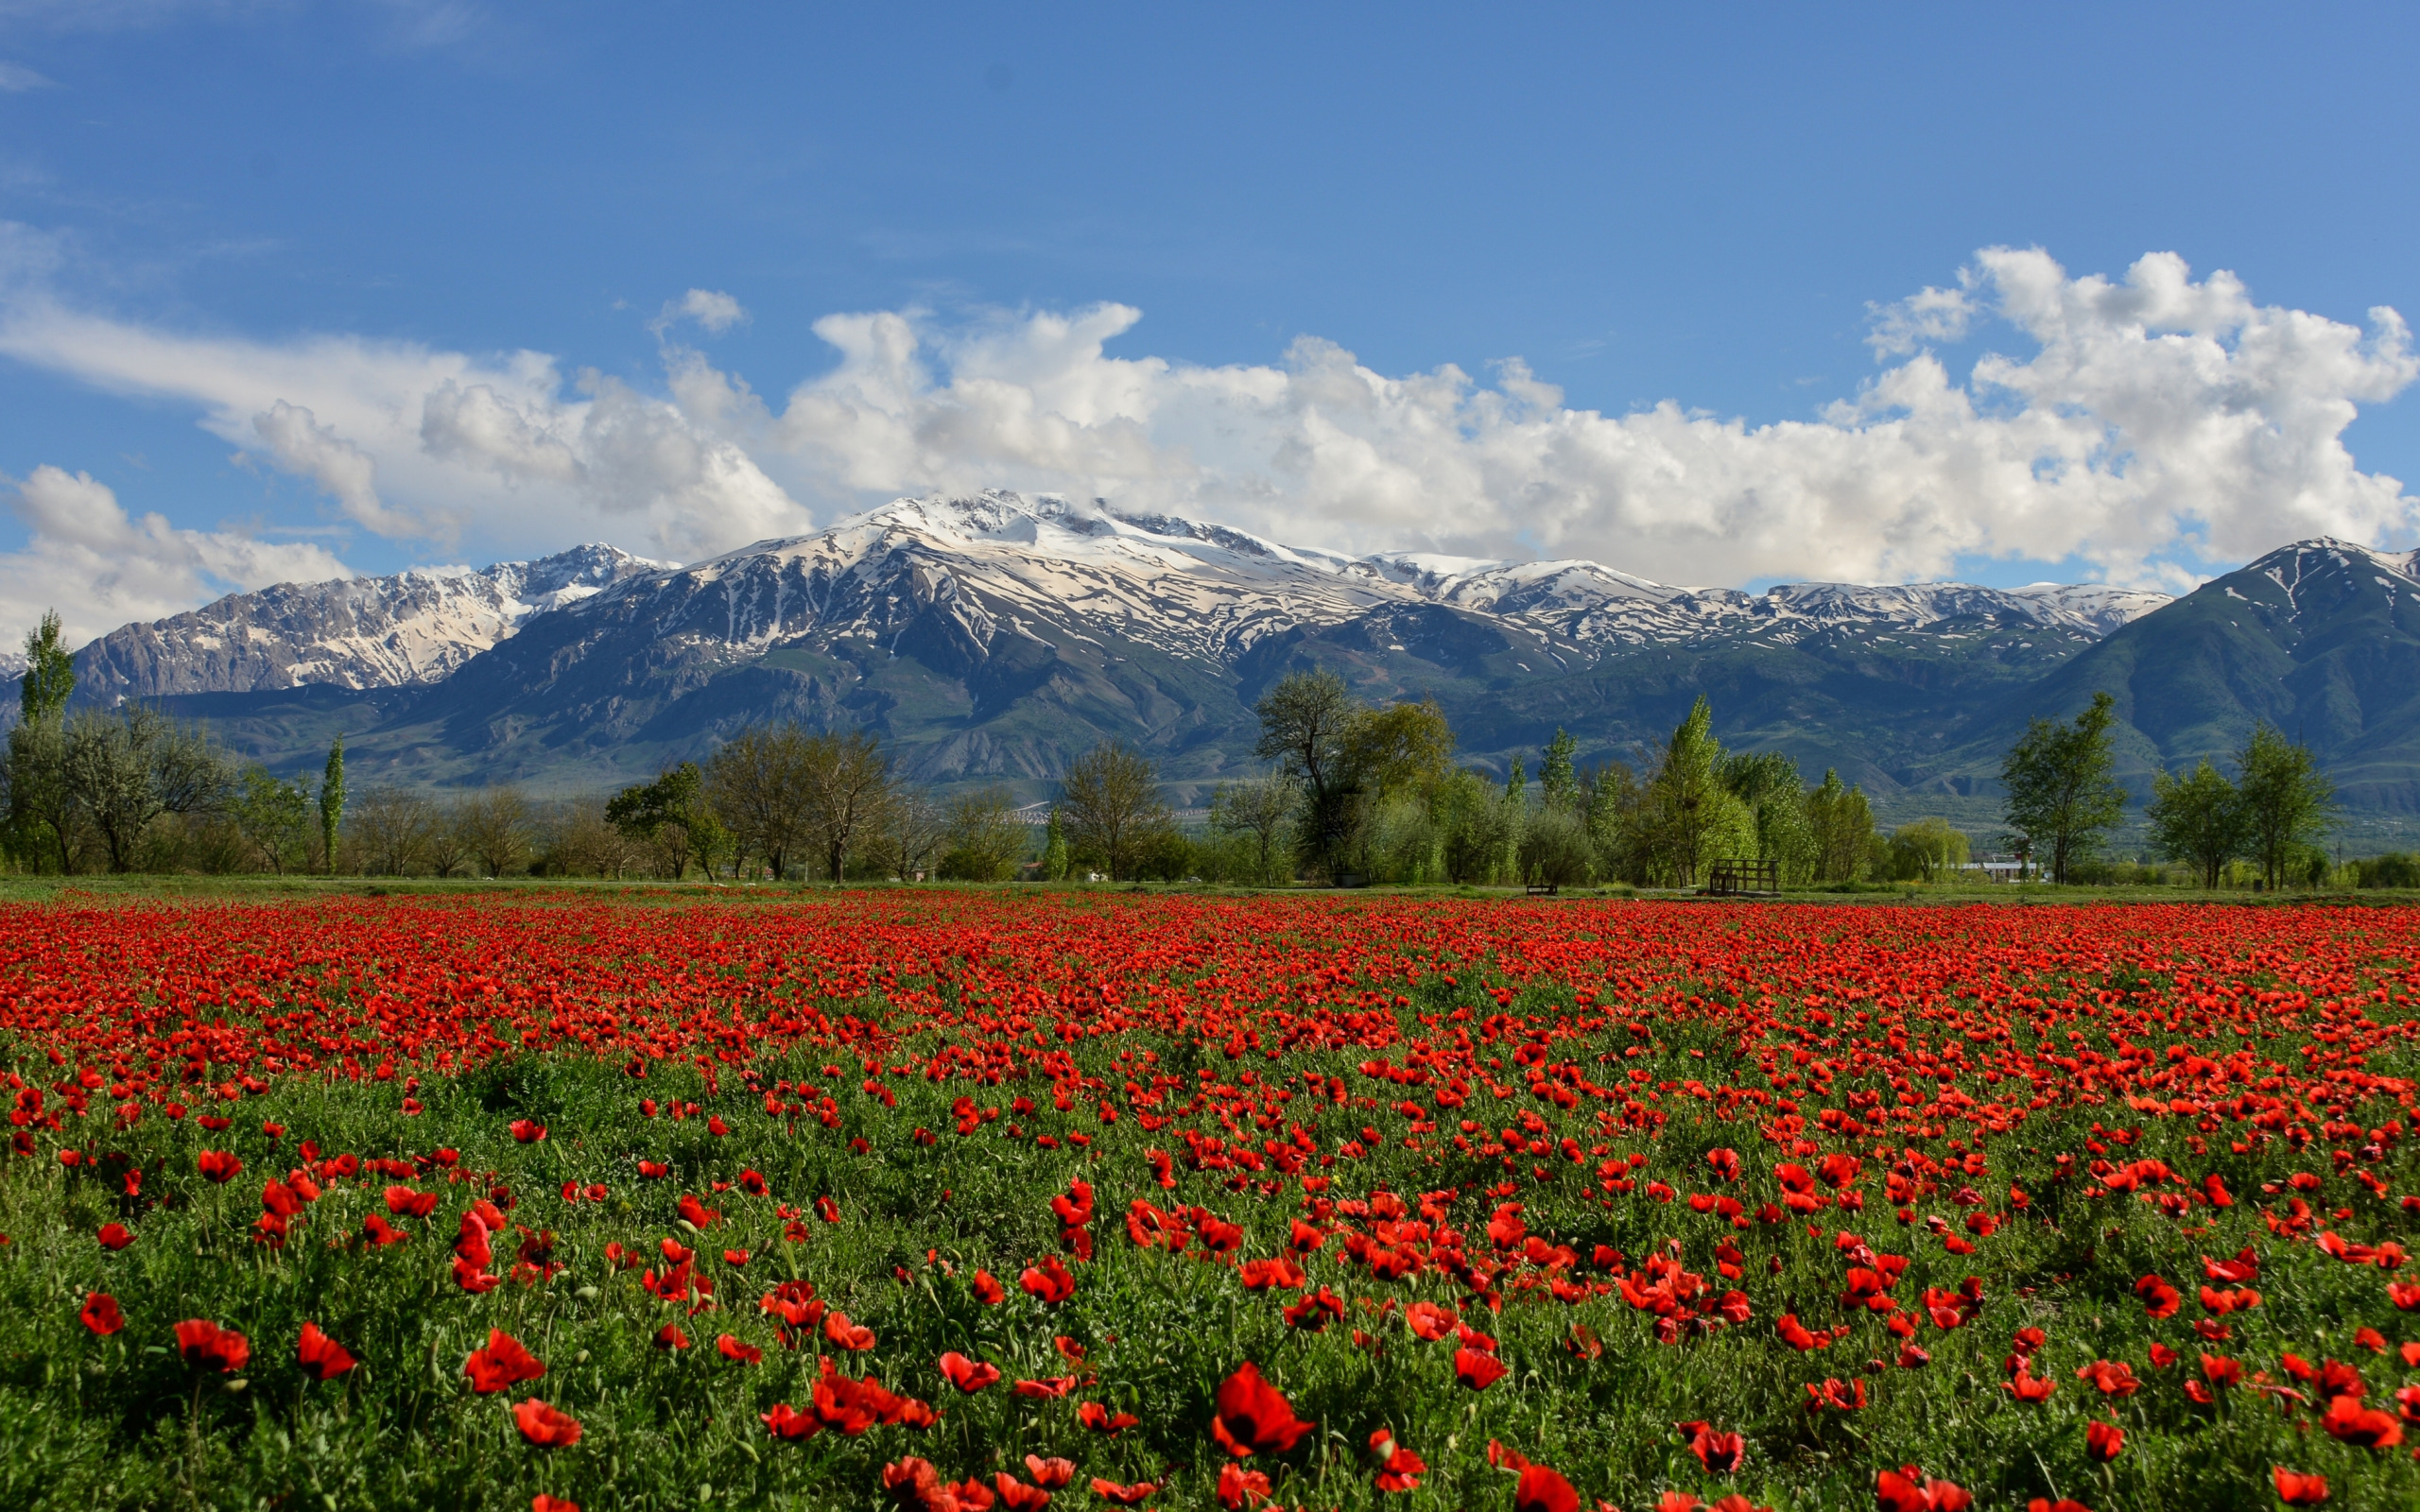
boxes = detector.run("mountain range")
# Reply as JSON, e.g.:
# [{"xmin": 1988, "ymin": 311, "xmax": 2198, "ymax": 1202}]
[{"xmin": 9, "ymin": 492, "xmax": 2420, "ymax": 842}]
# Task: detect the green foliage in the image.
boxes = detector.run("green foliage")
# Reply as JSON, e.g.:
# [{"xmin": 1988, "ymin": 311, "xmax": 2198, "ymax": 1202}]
[
  {"xmin": 936, "ymin": 785, "xmax": 1028, "ymax": 883},
  {"xmin": 1999, "ymin": 690, "xmax": 2127, "ymax": 884},
  {"xmin": 2236, "ymin": 722, "xmax": 2337, "ymax": 891},
  {"xmin": 18, "ymin": 609, "xmax": 73, "ymax": 727},
  {"xmin": 2356, "ymin": 852, "xmax": 2420, "ymax": 888},
  {"xmin": 1803, "ymin": 769, "xmax": 1876, "ymax": 884},
  {"xmin": 230, "ymin": 766, "xmax": 314, "ymax": 875},
  {"xmin": 1885, "ymin": 816, "xmax": 1970, "ymax": 882},
  {"xmin": 320, "ymin": 736, "xmax": 346, "ymax": 877},
  {"xmin": 2147, "ymin": 759, "xmax": 2248, "ymax": 890},
  {"xmin": 1041, "ymin": 811, "xmax": 1070, "ymax": 883}
]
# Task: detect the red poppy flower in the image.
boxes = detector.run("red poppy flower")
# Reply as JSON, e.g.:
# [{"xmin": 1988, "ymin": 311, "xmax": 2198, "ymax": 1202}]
[
  {"xmin": 816, "ymin": 1195, "xmax": 840, "ymax": 1223},
  {"xmin": 972, "ymin": 1270, "xmax": 1006, "ymax": 1304},
  {"xmin": 1405, "ymin": 1301, "xmax": 1458, "ymax": 1341},
  {"xmin": 763, "ymin": 1402, "xmax": 820, "ymax": 1441},
  {"xmin": 1512, "ymin": 1464, "xmax": 1580, "ymax": 1512},
  {"xmin": 197, "ymin": 1150, "xmax": 242, "ymax": 1183},
  {"xmin": 532, "ymin": 1497, "xmax": 580, "ymax": 1512},
  {"xmin": 993, "ymin": 1474, "xmax": 1051, "ymax": 1512},
  {"xmin": 655, "ymin": 1324, "xmax": 691, "ymax": 1350},
  {"xmin": 1456, "ymin": 1346, "xmax": 1510, "ymax": 1391},
  {"xmin": 1020, "ymin": 1257, "xmax": 1076, "ymax": 1304},
  {"xmin": 941, "ymin": 1352, "xmax": 1001, "ymax": 1392},
  {"xmin": 79, "ymin": 1292, "xmax": 123, "ymax": 1336},
  {"xmin": 1656, "ymin": 1495, "xmax": 1703, "ymax": 1512},
  {"xmin": 384, "ymin": 1185, "xmax": 437, "ymax": 1218},
  {"xmin": 297, "ymin": 1322, "xmax": 355, "ymax": 1382},
  {"xmin": 1014, "ymin": 1375, "xmax": 1078, "ymax": 1400},
  {"xmin": 823, "ymin": 1312, "xmax": 876, "ymax": 1351},
  {"xmin": 1077, "ymin": 1400, "xmax": 1140, "ymax": 1435},
  {"xmin": 2075, "ymin": 1360, "xmax": 2139, "ymax": 1397},
  {"xmin": 2083, "ymin": 1418, "xmax": 2124, "ymax": 1462},
  {"xmin": 465, "ymin": 1329, "xmax": 545, "ymax": 1394},
  {"xmin": 509, "ymin": 1119, "xmax": 546, "ymax": 1143},
  {"xmin": 2272, "ymin": 1467, "xmax": 2329, "ymax": 1505},
  {"xmin": 175, "ymin": 1319, "xmax": 250, "ymax": 1373},
  {"xmin": 2135, "ymin": 1275, "xmax": 2181, "ymax": 1318},
  {"xmin": 96, "ymin": 1222, "xmax": 133, "ymax": 1251},
  {"xmin": 1217, "ymin": 1464, "xmax": 1272, "ymax": 1510},
  {"xmin": 717, "ymin": 1333, "xmax": 763, "ymax": 1366},
  {"xmin": 1211, "ymin": 1362, "xmax": 1315, "ymax": 1456},
  {"xmin": 1089, "ymin": 1480, "xmax": 1156, "ymax": 1505},
  {"xmin": 2320, "ymin": 1395, "xmax": 2403, "ymax": 1450},
  {"xmin": 1370, "ymin": 1428, "xmax": 1426, "ymax": 1492},
  {"xmin": 2003, "ymin": 1369, "xmax": 2054, "ymax": 1403},
  {"xmin": 1677, "ymin": 1420, "xmax": 1745, "ymax": 1473},
  {"xmin": 511, "ymin": 1398, "xmax": 581, "ymax": 1448},
  {"xmin": 1875, "ymin": 1468, "xmax": 1970, "ymax": 1512},
  {"xmin": 1285, "ymin": 1287, "xmax": 1345, "ymax": 1331},
  {"xmin": 1023, "ymin": 1457, "xmax": 1075, "ymax": 1491}
]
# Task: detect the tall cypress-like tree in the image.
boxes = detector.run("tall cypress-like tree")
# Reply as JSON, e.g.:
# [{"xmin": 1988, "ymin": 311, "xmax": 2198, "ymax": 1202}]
[{"xmin": 320, "ymin": 735, "xmax": 346, "ymax": 875}]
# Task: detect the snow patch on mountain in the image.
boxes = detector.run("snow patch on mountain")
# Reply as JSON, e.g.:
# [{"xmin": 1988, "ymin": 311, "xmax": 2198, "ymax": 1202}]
[{"xmin": 73, "ymin": 543, "xmax": 669, "ymax": 700}]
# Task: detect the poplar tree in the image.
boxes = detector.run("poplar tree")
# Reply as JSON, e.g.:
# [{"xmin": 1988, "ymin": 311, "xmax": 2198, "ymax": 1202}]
[{"xmin": 320, "ymin": 735, "xmax": 346, "ymax": 875}]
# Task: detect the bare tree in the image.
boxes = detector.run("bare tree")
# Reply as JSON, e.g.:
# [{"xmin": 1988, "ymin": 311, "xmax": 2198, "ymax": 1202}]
[
  {"xmin": 705, "ymin": 727, "xmax": 816, "ymax": 879},
  {"xmin": 803, "ymin": 728, "xmax": 893, "ymax": 882},
  {"xmin": 424, "ymin": 799, "xmax": 475, "ymax": 878},
  {"xmin": 1059, "ymin": 741, "xmax": 1169, "ymax": 882},
  {"xmin": 455, "ymin": 786, "xmax": 535, "ymax": 878},
  {"xmin": 878, "ymin": 787, "xmax": 950, "ymax": 880},
  {"xmin": 349, "ymin": 785, "xmax": 437, "ymax": 876}
]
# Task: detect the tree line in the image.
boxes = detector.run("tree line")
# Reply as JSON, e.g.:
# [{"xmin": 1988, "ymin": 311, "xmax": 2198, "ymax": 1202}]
[{"xmin": 0, "ymin": 602, "xmax": 2365, "ymax": 888}]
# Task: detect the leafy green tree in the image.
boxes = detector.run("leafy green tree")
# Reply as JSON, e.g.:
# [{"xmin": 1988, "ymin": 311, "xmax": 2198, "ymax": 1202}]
[
  {"xmin": 1438, "ymin": 768, "xmax": 1512, "ymax": 885},
  {"xmin": 2000, "ymin": 690, "xmax": 2127, "ymax": 884},
  {"xmin": 2235, "ymin": 721, "xmax": 2336, "ymax": 890},
  {"xmin": 62, "ymin": 704, "xmax": 225, "ymax": 873},
  {"xmin": 609, "ymin": 763, "xmax": 724, "ymax": 878},
  {"xmin": 1802, "ymin": 769, "xmax": 1876, "ymax": 883},
  {"xmin": 1208, "ymin": 771, "xmax": 1295, "ymax": 886},
  {"xmin": 1253, "ymin": 670, "xmax": 1362, "ymax": 880},
  {"xmin": 1041, "ymin": 809, "xmax": 1070, "ymax": 882},
  {"xmin": 1722, "ymin": 749, "xmax": 1818, "ymax": 884},
  {"xmin": 7, "ymin": 610, "xmax": 78, "ymax": 871},
  {"xmin": 1886, "ymin": 816, "xmax": 1970, "ymax": 882},
  {"xmin": 2146, "ymin": 759, "xmax": 2246, "ymax": 890},
  {"xmin": 320, "ymin": 735, "xmax": 346, "ymax": 875},
  {"xmin": 1539, "ymin": 728, "xmax": 1578, "ymax": 810},
  {"xmin": 231, "ymin": 765, "xmax": 313, "ymax": 874},
  {"xmin": 1634, "ymin": 696, "xmax": 1751, "ymax": 887}
]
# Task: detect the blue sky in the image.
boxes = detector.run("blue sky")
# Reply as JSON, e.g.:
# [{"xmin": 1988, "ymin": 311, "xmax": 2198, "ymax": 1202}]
[{"xmin": 3, "ymin": 1, "xmax": 2418, "ymax": 644}]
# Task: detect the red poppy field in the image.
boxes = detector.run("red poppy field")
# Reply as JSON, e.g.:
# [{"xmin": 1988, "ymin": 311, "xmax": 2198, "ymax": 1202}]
[{"xmin": 3, "ymin": 891, "xmax": 2419, "ymax": 1512}]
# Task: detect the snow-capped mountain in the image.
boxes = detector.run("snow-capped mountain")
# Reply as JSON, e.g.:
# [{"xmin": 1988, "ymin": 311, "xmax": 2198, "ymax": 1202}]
[
  {"xmin": 71, "ymin": 543, "xmax": 668, "ymax": 702},
  {"xmin": 558, "ymin": 490, "xmax": 2167, "ymax": 672}
]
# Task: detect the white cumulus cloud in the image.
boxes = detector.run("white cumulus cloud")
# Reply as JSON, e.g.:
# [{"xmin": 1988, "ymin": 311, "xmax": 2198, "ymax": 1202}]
[
  {"xmin": 0, "ymin": 240, "xmax": 2412, "ymax": 611},
  {"xmin": 0, "ymin": 464, "xmax": 352, "ymax": 650}
]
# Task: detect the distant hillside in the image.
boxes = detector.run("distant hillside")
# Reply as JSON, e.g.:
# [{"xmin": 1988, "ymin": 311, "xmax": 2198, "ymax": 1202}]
[{"xmin": 45, "ymin": 496, "xmax": 2420, "ymax": 849}]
